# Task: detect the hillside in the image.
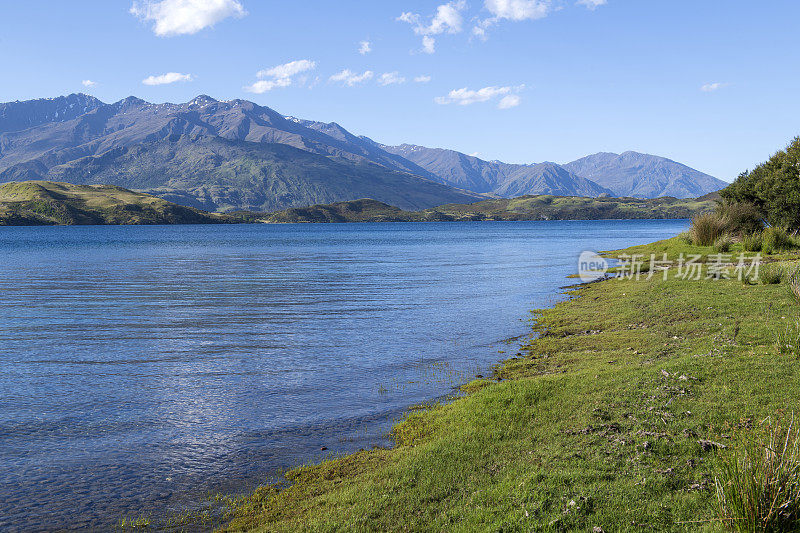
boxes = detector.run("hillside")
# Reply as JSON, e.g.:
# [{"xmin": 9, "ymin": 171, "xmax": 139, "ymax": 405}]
[
  {"xmin": 564, "ymin": 151, "xmax": 727, "ymax": 198},
  {"xmin": 0, "ymin": 181, "xmax": 232, "ymax": 225},
  {"xmin": 266, "ymin": 194, "xmax": 717, "ymax": 223},
  {"xmin": 44, "ymin": 136, "xmax": 480, "ymax": 212}
]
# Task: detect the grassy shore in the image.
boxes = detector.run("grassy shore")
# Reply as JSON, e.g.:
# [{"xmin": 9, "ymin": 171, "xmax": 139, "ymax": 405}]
[{"xmin": 218, "ymin": 236, "xmax": 800, "ymax": 532}]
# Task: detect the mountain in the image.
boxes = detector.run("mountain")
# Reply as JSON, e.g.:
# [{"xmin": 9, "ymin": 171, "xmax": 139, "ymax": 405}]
[
  {"xmin": 0, "ymin": 93, "xmax": 726, "ymax": 209},
  {"xmin": 0, "ymin": 94, "xmax": 481, "ymax": 211},
  {"xmin": 563, "ymin": 151, "xmax": 727, "ymax": 198},
  {"xmin": 0, "ymin": 93, "xmax": 104, "ymax": 133},
  {"xmin": 0, "ymin": 180, "xmax": 233, "ymax": 225},
  {"xmin": 358, "ymin": 143, "xmax": 614, "ymax": 198}
]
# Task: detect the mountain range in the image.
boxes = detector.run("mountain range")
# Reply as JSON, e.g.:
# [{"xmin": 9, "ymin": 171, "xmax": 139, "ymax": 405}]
[{"xmin": 0, "ymin": 94, "xmax": 728, "ymax": 211}]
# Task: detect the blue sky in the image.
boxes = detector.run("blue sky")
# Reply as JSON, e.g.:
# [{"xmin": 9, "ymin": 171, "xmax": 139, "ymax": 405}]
[{"xmin": 1, "ymin": 1, "xmax": 799, "ymax": 181}]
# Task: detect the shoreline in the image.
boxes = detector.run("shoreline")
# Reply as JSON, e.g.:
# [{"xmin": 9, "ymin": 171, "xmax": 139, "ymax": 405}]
[{"xmin": 213, "ymin": 234, "xmax": 800, "ymax": 531}]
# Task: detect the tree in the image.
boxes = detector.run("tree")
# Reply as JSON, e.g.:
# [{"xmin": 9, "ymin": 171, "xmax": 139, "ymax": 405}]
[{"xmin": 721, "ymin": 137, "xmax": 800, "ymax": 229}]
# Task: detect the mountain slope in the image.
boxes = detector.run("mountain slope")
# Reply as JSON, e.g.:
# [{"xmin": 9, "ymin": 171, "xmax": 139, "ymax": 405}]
[
  {"xmin": 0, "ymin": 180, "xmax": 231, "ymax": 225},
  {"xmin": 379, "ymin": 143, "xmax": 613, "ymax": 197},
  {"xmin": 563, "ymin": 151, "xmax": 727, "ymax": 198},
  {"xmin": 39, "ymin": 136, "xmax": 480, "ymax": 212},
  {"xmin": 0, "ymin": 95, "xmax": 482, "ymax": 211}
]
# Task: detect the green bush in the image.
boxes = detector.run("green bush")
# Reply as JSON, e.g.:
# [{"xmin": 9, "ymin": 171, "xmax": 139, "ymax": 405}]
[
  {"xmin": 762, "ymin": 227, "xmax": 796, "ymax": 254},
  {"xmin": 742, "ymin": 232, "xmax": 763, "ymax": 252},
  {"xmin": 716, "ymin": 201, "xmax": 765, "ymax": 236},
  {"xmin": 690, "ymin": 213, "xmax": 728, "ymax": 246},
  {"xmin": 715, "ymin": 418, "xmax": 800, "ymax": 532},
  {"xmin": 713, "ymin": 235, "xmax": 734, "ymax": 253}
]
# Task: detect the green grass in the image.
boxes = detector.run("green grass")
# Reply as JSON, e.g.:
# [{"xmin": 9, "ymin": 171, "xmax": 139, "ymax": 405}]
[{"xmin": 214, "ymin": 240, "xmax": 800, "ymax": 532}]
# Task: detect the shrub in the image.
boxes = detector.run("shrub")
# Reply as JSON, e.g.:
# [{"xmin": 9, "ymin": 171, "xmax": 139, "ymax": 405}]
[
  {"xmin": 690, "ymin": 213, "xmax": 728, "ymax": 246},
  {"xmin": 742, "ymin": 232, "xmax": 763, "ymax": 252},
  {"xmin": 762, "ymin": 227, "xmax": 796, "ymax": 254},
  {"xmin": 713, "ymin": 235, "xmax": 734, "ymax": 253},
  {"xmin": 715, "ymin": 417, "xmax": 800, "ymax": 532},
  {"xmin": 759, "ymin": 264, "xmax": 783, "ymax": 285},
  {"xmin": 717, "ymin": 201, "xmax": 765, "ymax": 236},
  {"xmin": 677, "ymin": 231, "xmax": 693, "ymax": 244}
]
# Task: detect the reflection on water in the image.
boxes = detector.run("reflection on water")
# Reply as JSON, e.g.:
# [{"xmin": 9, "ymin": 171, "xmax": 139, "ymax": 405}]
[{"xmin": 0, "ymin": 220, "xmax": 687, "ymax": 531}]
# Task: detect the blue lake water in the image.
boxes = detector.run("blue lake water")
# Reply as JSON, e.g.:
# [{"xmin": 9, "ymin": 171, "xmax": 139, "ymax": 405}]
[{"xmin": 0, "ymin": 220, "xmax": 688, "ymax": 531}]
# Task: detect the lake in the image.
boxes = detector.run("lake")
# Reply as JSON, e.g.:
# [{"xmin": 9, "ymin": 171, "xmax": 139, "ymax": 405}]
[{"xmin": 0, "ymin": 220, "xmax": 688, "ymax": 531}]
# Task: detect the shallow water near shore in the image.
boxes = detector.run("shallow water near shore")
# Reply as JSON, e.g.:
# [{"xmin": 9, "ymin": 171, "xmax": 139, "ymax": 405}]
[{"xmin": 0, "ymin": 220, "xmax": 688, "ymax": 531}]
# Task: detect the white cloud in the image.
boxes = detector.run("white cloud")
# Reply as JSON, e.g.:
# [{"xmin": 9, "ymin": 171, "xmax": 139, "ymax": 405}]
[
  {"xmin": 701, "ymin": 82, "xmax": 728, "ymax": 92},
  {"xmin": 256, "ymin": 59, "xmax": 316, "ymax": 81},
  {"xmin": 142, "ymin": 72, "xmax": 193, "ymax": 85},
  {"xmin": 81, "ymin": 80, "xmax": 97, "ymax": 88},
  {"xmin": 329, "ymin": 69, "xmax": 374, "ymax": 87},
  {"xmin": 484, "ymin": 0, "xmax": 550, "ymax": 21},
  {"xmin": 244, "ymin": 79, "xmax": 290, "ymax": 93},
  {"xmin": 398, "ymin": 1, "xmax": 465, "ymax": 35},
  {"xmin": 497, "ymin": 94, "xmax": 521, "ymax": 109},
  {"xmin": 577, "ymin": 0, "xmax": 607, "ymax": 9},
  {"xmin": 398, "ymin": 1, "xmax": 466, "ymax": 53},
  {"xmin": 414, "ymin": 75, "xmax": 432, "ymax": 83},
  {"xmin": 358, "ymin": 40, "xmax": 372, "ymax": 55},
  {"xmin": 435, "ymin": 85, "xmax": 523, "ymax": 108},
  {"xmin": 422, "ymin": 35, "xmax": 436, "ymax": 54},
  {"xmin": 475, "ymin": 0, "xmax": 550, "ymax": 38},
  {"xmin": 469, "ymin": 151, "xmax": 481, "ymax": 157},
  {"xmin": 244, "ymin": 59, "xmax": 316, "ymax": 94},
  {"xmin": 378, "ymin": 72, "xmax": 406, "ymax": 86},
  {"xmin": 130, "ymin": 0, "xmax": 246, "ymax": 37}
]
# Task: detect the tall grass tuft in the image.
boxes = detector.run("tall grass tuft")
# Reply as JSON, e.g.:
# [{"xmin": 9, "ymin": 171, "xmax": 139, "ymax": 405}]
[
  {"xmin": 715, "ymin": 417, "xmax": 800, "ymax": 532},
  {"xmin": 714, "ymin": 235, "xmax": 734, "ymax": 253},
  {"xmin": 743, "ymin": 232, "xmax": 763, "ymax": 252},
  {"xmin": 762, "ymin": 227, "xmax": 796, "ymax": 254},
  {"xmin": 759, "ymin": 264, "xmax": 784, "ymax": 285},
  {"xmin": 775, "ymin": 318, "xmax": 800, "ymax": 357},
  {"xmin": 789, "ymin": 268, "xmax": 800, "ymax": 303},
  {"xmin": 690, "ymin": 213, "xmax": 728, "ymax": 246}
]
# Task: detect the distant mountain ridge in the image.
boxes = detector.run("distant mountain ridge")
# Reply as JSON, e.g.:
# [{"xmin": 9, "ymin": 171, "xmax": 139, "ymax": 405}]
[
  {"xmin": 377, "ymin": 143, "xmax": 613, "ymax": 197},
  {"xmin": 563, "ymin": 151, "xmax": 727, "ymax": 198},
  {"xmin": 0, "ymin": 93, "xmax": 726, "ymax": 212}
]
